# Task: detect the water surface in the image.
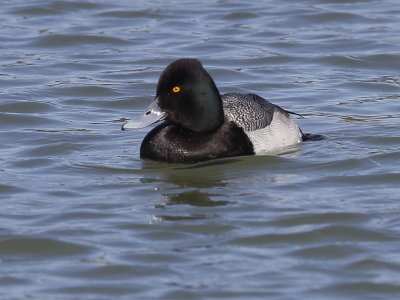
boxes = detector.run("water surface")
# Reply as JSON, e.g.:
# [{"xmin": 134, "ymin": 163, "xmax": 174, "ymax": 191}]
[{"xmin": 1, "ymin": 0, "xmax": 400, "ymax": 299}]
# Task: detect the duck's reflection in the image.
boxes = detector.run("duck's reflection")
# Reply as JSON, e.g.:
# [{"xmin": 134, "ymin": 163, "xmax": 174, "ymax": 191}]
[
  {"xmin": 139, "ymin": 153, "xmax": 298, "ymax": 221},
  {"xmin": 141, "ymin": 157, "xmax": 243, "ymax": 209},
  {"xmin": 161, "ymin": 189, "xmax": 230, "ymax": 207}
]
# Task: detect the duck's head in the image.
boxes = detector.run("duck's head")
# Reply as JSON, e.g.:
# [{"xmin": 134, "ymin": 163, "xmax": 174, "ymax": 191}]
[{"xmin": 122, "ymin": 59, "xmax": 224, "ymax": 133}]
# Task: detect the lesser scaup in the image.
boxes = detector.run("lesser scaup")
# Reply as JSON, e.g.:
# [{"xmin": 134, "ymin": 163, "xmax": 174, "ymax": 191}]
[{"xmin": 123, "ymin": 58, "xmax": 312, "ymax": 163}]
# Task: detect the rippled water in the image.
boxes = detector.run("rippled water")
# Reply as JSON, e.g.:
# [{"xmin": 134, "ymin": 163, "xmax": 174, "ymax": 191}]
[{"xmin": 1, "ymin": 0, "xmax": 400, "ymax": 299}]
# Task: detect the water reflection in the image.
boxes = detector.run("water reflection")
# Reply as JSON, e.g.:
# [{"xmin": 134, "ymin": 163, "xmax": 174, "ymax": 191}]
[
  {"xmin": 161, "ymin": 188, "xmax": 230, "ymax": 207},
  {"xmin": 139, "ymin": 153, "xmax": 299, "ymax": 214},
  {"xmin": 141, "ymin": 158, "xmax": 241, "ymax": 208}
]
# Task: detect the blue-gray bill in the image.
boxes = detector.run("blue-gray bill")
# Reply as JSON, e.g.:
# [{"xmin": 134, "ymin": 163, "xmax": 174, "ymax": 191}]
[{"xmin": 122, "ymin": 98, "xmax": 165, "ymax": 130}]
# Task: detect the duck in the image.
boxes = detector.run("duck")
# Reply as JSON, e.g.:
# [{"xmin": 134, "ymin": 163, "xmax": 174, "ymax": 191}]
[{"xmin": 122, "ymin": 58, "xmax": 311, "ymax": 163}]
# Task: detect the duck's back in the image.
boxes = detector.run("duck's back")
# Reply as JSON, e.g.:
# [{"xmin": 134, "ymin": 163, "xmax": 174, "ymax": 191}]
[
  {"xmin": 221, "ymin": 93, "xmax": 302, "ymax": 154},
  {"xmin": 222, "ymin": 93, "xmax": 275, "ymax": 131}
]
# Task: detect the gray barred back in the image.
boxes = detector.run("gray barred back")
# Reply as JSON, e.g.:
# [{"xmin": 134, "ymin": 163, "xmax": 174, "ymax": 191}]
[{"xmin": 221, "ymin": 93, "xmax": 283, "ymax": 132}]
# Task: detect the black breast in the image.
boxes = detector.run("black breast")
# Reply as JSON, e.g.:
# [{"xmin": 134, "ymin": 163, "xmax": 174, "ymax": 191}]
[{"xmin": 140, "ymin": 121, "xmax": 254, "ymax": 163}]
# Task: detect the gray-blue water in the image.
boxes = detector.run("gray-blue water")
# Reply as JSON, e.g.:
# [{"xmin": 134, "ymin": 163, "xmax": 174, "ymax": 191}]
[{"xmin": 1, "ymin": 0, "xmax": 400, "ymax": 299}]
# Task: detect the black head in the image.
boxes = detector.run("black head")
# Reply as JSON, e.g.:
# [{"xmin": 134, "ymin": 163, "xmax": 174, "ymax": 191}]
[{"xmin": 155, "ymin": 59, "xmax": 224, "ymax": 133}]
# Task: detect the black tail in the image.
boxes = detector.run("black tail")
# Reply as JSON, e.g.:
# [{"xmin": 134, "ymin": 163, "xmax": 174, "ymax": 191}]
[{"xmin": 302, "ymin": 132, "xmax": 325, "ymax": 142}]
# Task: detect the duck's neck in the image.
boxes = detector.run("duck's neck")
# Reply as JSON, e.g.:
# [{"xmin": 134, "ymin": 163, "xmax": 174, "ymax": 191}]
[{"xmin": 189, "ymin": 80, "xmax": 224, "ymax": 133}]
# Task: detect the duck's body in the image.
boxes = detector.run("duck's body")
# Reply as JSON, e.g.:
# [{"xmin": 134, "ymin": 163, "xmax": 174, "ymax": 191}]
[
  {"xmin": 221, "ymin": 93, "xmax": 302, "ymax": 154},
  {"xmin": 123, "ymin": 59, "xmax": 306, "ymax": 163},
  {"xmin": 140, "ymin": 118, "xmax": 254, "ymax": 163}
]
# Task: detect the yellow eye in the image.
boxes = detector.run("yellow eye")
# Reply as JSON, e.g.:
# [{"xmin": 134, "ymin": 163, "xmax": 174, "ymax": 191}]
[{"xmin": 172, "ymin": 86, "xmax": 181, "ymax": 93}]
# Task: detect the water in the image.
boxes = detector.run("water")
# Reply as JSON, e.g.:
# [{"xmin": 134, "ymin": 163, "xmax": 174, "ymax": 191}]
[{"xmin": 1, "ymin": 0, "xmax": 400, "ymax": 299}]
